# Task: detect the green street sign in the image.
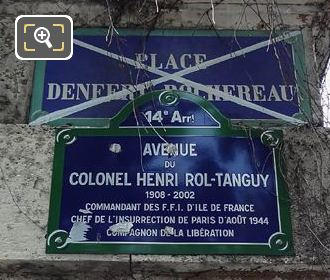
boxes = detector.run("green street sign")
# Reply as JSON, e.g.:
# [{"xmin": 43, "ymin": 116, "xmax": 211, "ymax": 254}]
[
  {"xmin": 46, "ymin": 90, "xmax": 293, "ymax": 255},
  {"xmin": 30, "ymin": 29, "xmax": 310, "ymax": 127}
]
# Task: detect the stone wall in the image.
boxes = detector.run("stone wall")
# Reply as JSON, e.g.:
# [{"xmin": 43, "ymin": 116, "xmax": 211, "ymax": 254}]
[
  {"xmin": 0, "ymin": 124, "xmax": 329, "ymax": 279},
  {"xmin": 1, "ymin": 0, "xmax": 329, "ymax": 124},
  {"xmin": 0, "ymin": 0, "xmax": 329, "ymax": 279}
]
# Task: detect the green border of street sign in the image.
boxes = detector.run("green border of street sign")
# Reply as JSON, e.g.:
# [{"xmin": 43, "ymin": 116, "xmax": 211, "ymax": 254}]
[
  {"xmin": 46, "ymin": 90, "xmax": 294, "ymax": 255},
  {"xmin": 29, "ymin": 28, "xmax": 311, "ymax": 127}
]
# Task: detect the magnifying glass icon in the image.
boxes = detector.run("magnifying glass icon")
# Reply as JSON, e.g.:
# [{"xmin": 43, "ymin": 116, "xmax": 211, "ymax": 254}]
[{"xmin": 34, "ymin": 27, "xmax": 53, "ymax": 48}]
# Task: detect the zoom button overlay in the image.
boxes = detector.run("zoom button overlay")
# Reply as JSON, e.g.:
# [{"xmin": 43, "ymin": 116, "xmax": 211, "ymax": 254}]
[{"xmin": 15, "ymin": 15, "xmax": 73, "ymax": 60}]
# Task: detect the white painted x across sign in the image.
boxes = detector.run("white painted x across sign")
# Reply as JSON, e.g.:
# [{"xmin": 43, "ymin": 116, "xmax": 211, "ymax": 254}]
[{"xmin": 30, "ymin": 29, "xmax": 308, "ymax": 126}]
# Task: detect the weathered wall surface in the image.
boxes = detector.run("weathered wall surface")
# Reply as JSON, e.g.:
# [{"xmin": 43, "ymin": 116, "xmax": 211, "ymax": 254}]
[
  {"xmin": 0, "ymin": 124, "xmax": 329, "ymax": 279},
  {"xmin": 0, "ymin": 0, "xmax": 329, "ymax": 124},
  {"xmin": 0, "ymin": 0, "xmax": 329, "ymax": 279}
]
